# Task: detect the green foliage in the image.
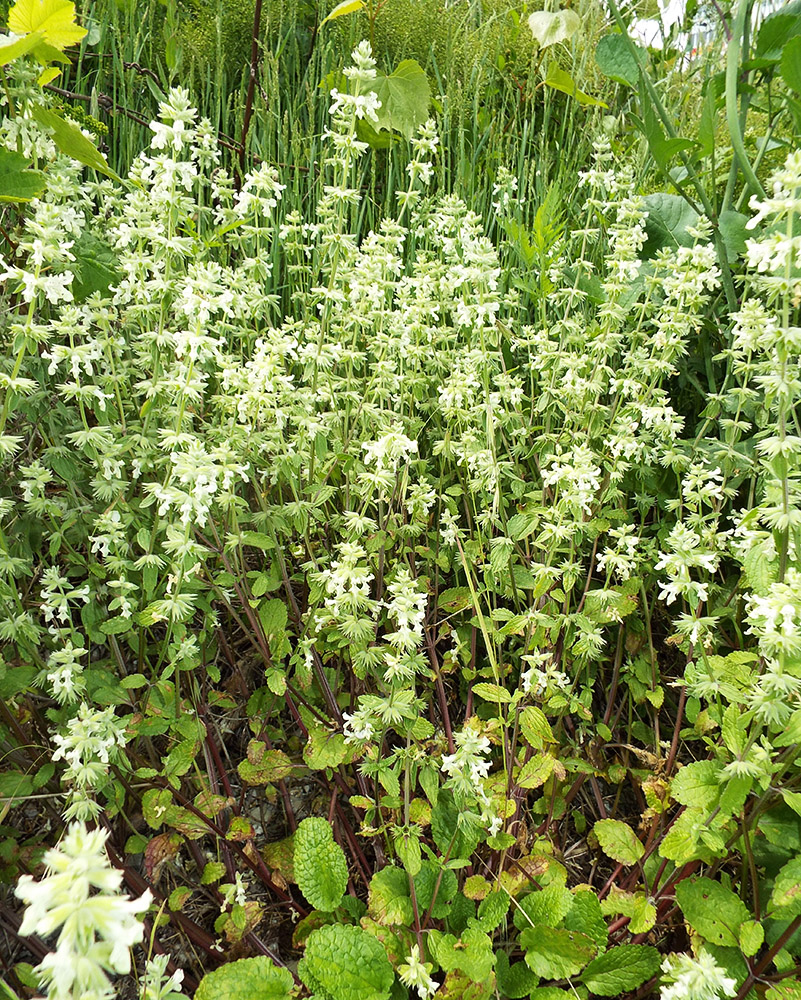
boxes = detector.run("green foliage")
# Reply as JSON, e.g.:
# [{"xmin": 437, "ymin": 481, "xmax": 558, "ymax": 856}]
[
  {"xmin": 298, "ymin": 924, "xmax": 394, "ymax": 1000},
  {"xmin": 294, "ymin": 818, "xmax": 348, "ymax": 912},
  {"xmin": 195, "ymin": 957, "xmax": 294, "ymax": 1000}
]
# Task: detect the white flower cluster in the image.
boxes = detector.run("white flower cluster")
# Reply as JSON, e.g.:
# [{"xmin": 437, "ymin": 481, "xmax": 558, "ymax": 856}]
[
  {"xmin": 659, "ymin": 950, "xmax": 736, "ymax": 1000},
  {"xmin": 15, "ymin": 823, "xmax": 153, "ymax": 1000},
  {"xmin": 51, "ymin": 703, "xmax": 128, "ymax": 820}
]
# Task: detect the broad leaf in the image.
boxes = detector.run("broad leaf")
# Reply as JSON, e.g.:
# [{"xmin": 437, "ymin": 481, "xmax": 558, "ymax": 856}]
[
  {"xmin": 0, "ymin": 29, "xmax": 43, "ymax": 65},
  {"xmin": 0, "ymin": 147, "xmax": 45, "ymax": 202},
  {"xmin": 472, "ymin": 682, "xmax": 512, "ymax": 704},
  {"xmin": 544, "ymin": 66, "xmax": 607, "ymax": 107},
  {"xmin": 519, "ymin": 706, "xmax": 554, "ymax": 748},
  {"xmin": 527, "ymin": 9, "xmax": 582, "ymax": 48},
  {"xmin": 594, "ymin": 819, "xmax": 644, "ymax": 865},
  {"xmin": 564, "ymin": 890, "xmax": 608, "ymax": 948},
  {"xmin": 772, "ymin": 857, "xmax": 801, "ymax": 917},
  {"xmin": 521, "ymin": 925, "xmax": 596, "ymax": 978},
  {"xmin": 7, "ymin": 0, "xmax": 86, "ymax": 51},
  {"xmin": 641, "ymin": 193, "xmax": 699, "ymax": 258},
  {"xmin": 294, "ymin": 817, "xmax": 347, "ymax": 912},
  {"xmin": 580, "ymin": 945, "xmax": 660, "ymax": 995},
  {"xmin": 70, "ymin": 230, "xmax": 122, "ymax": 300},
  {"xmin": 298, "ymin": 924, "xmax": 394, "ymax": 1000},
  {"xmin": 781, "ymin": 35, "xmax": 801, "ymax": 93},
  {"xmin": 195, "ymin": 957, "xmax": 293, "ymax": 1000},
  {"xmin": 669, "ymin": 759, "xmax": 722, "ymax": 809},
  {"xmin": 675, "ymin": 877, "xmax": 751, "ymax": 946},
  {"xmin": 595, "ymin": 33, "xmax": 642, "ymax": 86},
  {"xmin": 371, "ymin": 60, "xmax": 430, "ymax": 140}
]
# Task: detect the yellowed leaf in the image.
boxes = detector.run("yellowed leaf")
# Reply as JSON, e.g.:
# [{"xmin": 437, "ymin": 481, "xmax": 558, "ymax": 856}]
[{"xmin": 8, "ymin": 0, "xmax": 87, "ymax": 52}]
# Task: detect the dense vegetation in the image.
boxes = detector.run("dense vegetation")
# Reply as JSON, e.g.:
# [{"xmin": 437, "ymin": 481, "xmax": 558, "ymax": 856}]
[{"xmin": 1, "ymin": 1, "xmax": 801, "ymax": 999}]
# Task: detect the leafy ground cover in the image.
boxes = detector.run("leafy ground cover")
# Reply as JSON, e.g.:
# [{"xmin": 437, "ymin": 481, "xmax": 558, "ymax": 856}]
[{"xmin": 1, "ymin": 0, "xmax": 801, "ymax": 999}]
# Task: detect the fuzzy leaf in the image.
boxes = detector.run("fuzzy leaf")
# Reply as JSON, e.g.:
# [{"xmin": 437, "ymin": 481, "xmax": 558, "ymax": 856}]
[
  {"xmin": 675, "ymin": 877, "xmax": 751, "ymax": 946},
  {"xmin": 518, "ymin": 753, "xmax": 557, "ymax": 789},
  {"xmin": 195, "ymin": 957, "xmax": 293, "ymax": 1000},
  {"xmin": 564, "ymin": 890, "xmax": 608, "ymax": 948},
  {"xmin": 670, "ymin": 760, "xmax": 722, "ymax": 808},
  {"xmin": 294, "ymin": 817, "xmax": 347, "ymax": 912},
  {"xmin": 594, "ymin": 819, "xmax": 644, "ymax": 865},
  {"xmin": 521, "ymin": 925, "xmax": 596, "ymax": 978},
  {"xmin": 580, "ymin": 945, "xmax": 661, "ymax": 995},
  {"xmin": 472, "ymin": 682, "xmax": 512, "ymax": 704},
  {"xmin": 298, "ymin": 924, "xmax": 394, "ymax": 1000},
  {"xmin": 368, "ymin": 866, "xmax": 414, "ymax": 926},
  {"xmin": 527, "ymin": 9, "xmax": 581, "ymax": 48},
  {"xmin": 519, "ymin": 706, "xmax": 554, "ymax": 748}
]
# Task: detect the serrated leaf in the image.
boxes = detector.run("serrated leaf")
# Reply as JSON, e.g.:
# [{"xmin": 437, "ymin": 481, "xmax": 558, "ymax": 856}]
[
  {"xmin": 580, "ymin": 944, "xmax": 660, "ymax": 995},
  {"xmin": 772, "ymin": 857, "xmax": 801, "ymax": 917},
  {"xmin": 544, "ymin": 66, "xmax": 607, "ymax": 107},
  {"xmin": 238, "ymin": 741, "xmax": 293, "ymax": 785},
  {"xmin": 478, "ymin": 890, "xmax": 510, "ymax": 931},
  {"xmin": 294, "ymin": 817, "xmax": 347, "ymax": 912},
  {"xmin": 437, "ymin": 587, "xmax": 472, "ymax": 612},
  {"xmin": 472, "ymin": 682, "xmax": 512, "ymax": 704},
  {"xmin": 675, "ymin": 877, "xmax": 751, "ymax": 946},
  {"xmin": 31, "ymin": 106, "xmax": 118, "ymax": 179},
  {"xmin": 521, "ymin": 925, "xmax": 596, "ymax": 978},
  {"xmin": 564, "ymin": 889, "xmax": 608, "ymax": 948},
  {"xmin": 595, "ymin": 33, "xmax": 642, "ymax": 86},
  {"xmin": 8, "ymin": 0, "xmax": 87, "ymax": 51},
  {"xmin": 303, "ymin": 722, "xmax": 347, "ymax": 770},
  {"xmin": 514, "ymin": 885, "xmax": 574, "ymax": 930},
  {"xmin": 201, "ymin": 861, "xmax": 226, "ymax": 884},
  {"xmin": 195, "ymin": 957, "xmax": 293, "ymax": 1000},
  {"xmin": 0, "ymin": 147, "xmax": 45, "ymax": 202},
  {"xmin": 298, "ymin": 924, "xmax": 394, "ymax": 1000},
  {"xmin": 519, "ymin": 706, "xmax": 554, "ymax": 748},
  {"xmin": 370, "ymin": 59, "xmax": 430, "ymax": 140},
  {"xmin": 518, "ymin": 752, "xmax": 557, "ymax": 789},
  {"xmin": 527, "ymin": 8, "xmax": 581, "ymax": 48},
  {"xmin": 641, "ymin": 193, "xmax": 699, "ymax": 257},
  {"xmin": 594, "ymin": 819, "xmax": 644, "ymax": 865},
  {"xmin": 670, "ymin": 759, "xmax": 722, "ymax": 809},
  {"xmin": 320, "ymin": 0, "xmax": 365, "ymax": 24},
  {"xmin": 495, "ymin": 950, "xmax": 538, "ymax": 999}
]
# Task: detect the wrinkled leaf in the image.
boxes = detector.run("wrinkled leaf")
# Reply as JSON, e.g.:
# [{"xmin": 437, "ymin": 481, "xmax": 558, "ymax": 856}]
[
  {"xmin": 294, "ymin": 817, "xmax": 347, "ymax": 912},
  {"xmin": 528, "ymin": 9, "xmax": 582, "ymax": 48},
  {"xmin": 195, "ymin": 957, "xmax": 293, "ymax": 1000}
]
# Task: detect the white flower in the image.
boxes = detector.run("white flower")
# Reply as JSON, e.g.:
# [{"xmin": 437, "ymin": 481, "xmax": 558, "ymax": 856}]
[
  {"xmin": 15, "ymin": 823, "xmax": 151, "ymax": 1000},
  {"xmin": 660, "ymin": 950, "xmax": 737, "ymax": 1000},
  {"xmin": 398, "ymin": 945, "xmax": 439, "ymax": 999}
]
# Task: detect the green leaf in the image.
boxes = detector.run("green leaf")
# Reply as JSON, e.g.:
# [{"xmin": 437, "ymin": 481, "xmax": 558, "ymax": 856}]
[
  {"xmin": 238, "ymin": 741, "xmax": 293, "ymax": 785},
  {"xmin": 298, "ymin": 924, "xmax": 394, "ymax": 1000},
  {"xmin": 580, "ymin": 945, "xmax": 660, "ymax": 995},
  {"xmin": 718, "ymin": 210, "xmax": 750, "ymax": 260},
  {"xmin": 514, "ymin": 885, "xmax": 574, "ymax": 930},
  {"xmin": 437, "ymin": 587, "xmax": 472, "ymax": 612},
  {"xmin": 519, "ymin": 706, "xmax": 554, "ymax": 748},
  {"xmin": 195, "ymin": 957, "xmax": 293, "ymax": 1000},
  {"xmin": 429, "ymin": 926, "xmax": 495, "ymax": 983},
  {"xmin": 739, "ymin": 920, "xmax": 764, "ymax": 956},
  {"xmin": 294, "ymin": 818, "xmax": 347, "ymax": 912},
  {"xmin": 518, "ymin": 753, "xmax": 557, "ymax": 789},
  {"xmin": 670, "ymin": 759, "xmax": 722, "ymax": 809},
  {"xmin": 31, "ymin": 106, "xmax": 118, "ymax": 179},
  {"xmin": 543, "ymin": 66, "xmax": 608, "ymax": 107},
  {"xmin": 756, "ymin": 11, "xmax": 801, "ymax": 59},
  {"xmin": 303, "ymin": 722, "xmax": 347, "ymax": 770},
  {"xmin": 69, "ymin": 231, "xmax": 121, "ymax": 301},
  {"xmin": 564, "ymin": 890, "xmax": 608, "ymax": 949},
  {"xmin": 641, "ymin": 193, "xmax": 699, "ymax": 257},
  {"xmin": 0, "ymin": 771, "xmax": 34, "ymax": 809},
  {"xmin": 472, "ymin": 682, "xmax": 512, "ymax": 704},
  {"xmin": 675, "ymin": 877, "xmax": 751, "ymax": 946},
  {"xmin": 370, "ymin": 60, "xmax": 430, "ymax": 140},
  {"xmin": 0, "ymin": 30, "xmax": 44, "ymax": 66},
  {"xmin": 495, "ymin": 950, "xmax": 538, "ymax": 999},
  {"xmin": 320, "ymin": 0, "xmax": 365, "ymax": 24},
  {"xmin": 527, "ymin": 9, "xmax": 582, "ymax": 48},
  {"xmin": 594, "ymin": 819, "xmax": 644, "ymax": 865},
  {"xmin": 0, "ymin": 147, "xmax": 45, "ymax": 203},
  {"xmin": 368, "ymin": 866, "xmax": 414, "ymax": 926},
  {"xmin": 595, "ymin": 33, "xmax": 643, "ymax": 86},
  {"xmin": 521, "ymin": 925, "xmax": 596, "ymax": 978},
  {"xmin": 478, "ymin": 890, "xmax": 510, "ymax": 931},
  {"xmin": 772, "ymin": 857, "xmax": 801, "ymax": 917},
  {"xmin": 8, "ymin": 0, "xmax": 87, "ymax": 51}
]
